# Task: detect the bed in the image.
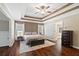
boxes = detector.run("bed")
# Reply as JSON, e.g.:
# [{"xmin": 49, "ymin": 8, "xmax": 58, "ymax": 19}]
[
  {"xmin": 23, "ymin": 35, "xmax": 47, "ymax": 46},
  {"xmin": 17, "ymin": 31, "xmax": 47, "ymax": 46}
]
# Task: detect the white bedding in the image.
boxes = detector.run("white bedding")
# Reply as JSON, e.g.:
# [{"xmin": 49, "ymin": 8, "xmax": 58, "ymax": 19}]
[{"xmin": 23, "ymin": 35, "xmax": 47, "ymax": 40}]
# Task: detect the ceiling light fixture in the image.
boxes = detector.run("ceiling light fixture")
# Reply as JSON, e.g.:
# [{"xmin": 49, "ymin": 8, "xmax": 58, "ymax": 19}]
[{"xmin": 35, "ymin": 4, "xmax": 51, "ymax": 15}]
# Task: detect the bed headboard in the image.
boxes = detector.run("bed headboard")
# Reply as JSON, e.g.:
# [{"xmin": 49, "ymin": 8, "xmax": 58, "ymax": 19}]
[{"xmin": 24, "ymin": 22, "xmax": 38, "ymax": 34}]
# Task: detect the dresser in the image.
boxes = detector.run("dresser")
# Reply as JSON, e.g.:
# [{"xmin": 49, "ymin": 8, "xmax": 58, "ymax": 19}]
[{"xmin": 62, "ymin": 30, "xmax": 73, "ymax": 47}]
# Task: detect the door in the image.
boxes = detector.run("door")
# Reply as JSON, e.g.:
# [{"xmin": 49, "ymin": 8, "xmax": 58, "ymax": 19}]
[{"xmin": 54, "ymin": 21, "xmax": 63, "ymax": 55}]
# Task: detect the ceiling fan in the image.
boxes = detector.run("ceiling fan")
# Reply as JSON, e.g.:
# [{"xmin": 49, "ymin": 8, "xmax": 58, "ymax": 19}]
[{"xmin": 35, "ymin": 4, "xmax": 52, "ymax": 15}]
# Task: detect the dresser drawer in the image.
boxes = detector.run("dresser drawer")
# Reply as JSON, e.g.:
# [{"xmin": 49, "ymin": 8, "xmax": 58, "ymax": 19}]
[{"xmin": 62, "ymin": 30, "xmax": 73, "ymax": 47}]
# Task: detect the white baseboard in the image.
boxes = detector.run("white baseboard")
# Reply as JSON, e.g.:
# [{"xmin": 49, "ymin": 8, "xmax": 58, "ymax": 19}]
[{"xmin": 72, "ymin": 45, "xmax": 79, "ymax": 49}]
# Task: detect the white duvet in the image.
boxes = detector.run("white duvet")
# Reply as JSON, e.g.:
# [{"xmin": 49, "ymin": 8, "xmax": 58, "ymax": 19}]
[{"xmin": 23, "ymin": 35, "xmax": 47, "ymax": 40}]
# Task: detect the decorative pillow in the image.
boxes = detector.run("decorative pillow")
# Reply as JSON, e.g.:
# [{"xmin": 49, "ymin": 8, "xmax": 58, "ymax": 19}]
[
  {"xmin": 31, "ymin": 32, "xmax": 37, "ymax": 35},
  {"xmin": 25, "ymin": 32, "xmax": 31, "ymax": 35}
]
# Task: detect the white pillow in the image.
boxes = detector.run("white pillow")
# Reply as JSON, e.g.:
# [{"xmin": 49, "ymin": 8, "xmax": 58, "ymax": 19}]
[
  {"xmin": 31, "ymin": 32, "xmax": 37, "ymax": 35},
  {"xmin": 25, "ymin": 32, "xmax": 31, "ymax": 35}
]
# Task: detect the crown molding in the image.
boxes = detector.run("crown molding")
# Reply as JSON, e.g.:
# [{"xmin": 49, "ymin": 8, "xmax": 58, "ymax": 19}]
[
  {"xmin": 22, "ymin": 5, "xmax": 79, "ymax": 22},
  {"xmin": 42, "ymin": 3, "xmax": 73, "ymax": 19},
  {"xmin": 21, "ymin": 18, "xmax": 43, "ymax": 22},
  {"xmin": 15, "ymin": 19, "xmax": 43, "ymax": 24},
  {"xmin": 22, "ymin": 3, "xmax": 73, "ymax": 22},
  {"xmin": 24, "ymin": 15, "xmax": 43, "ymax": 19},
  {"xmin": 43, "ymin": 5, "xmax": 79, "ymax": 21}
]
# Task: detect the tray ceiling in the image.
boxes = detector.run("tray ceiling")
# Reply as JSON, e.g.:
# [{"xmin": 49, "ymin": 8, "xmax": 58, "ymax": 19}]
[
  {"xmin": 4, "ymin": 3, "xmax": 68, "ymax": 20},
  {"xmin": 3, "ymin": 3, "xmax": 79, "ymax": 22}
]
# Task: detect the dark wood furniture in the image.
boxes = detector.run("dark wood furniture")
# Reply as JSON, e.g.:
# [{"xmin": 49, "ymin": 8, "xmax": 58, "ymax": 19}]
[
  {"xmin": 27, "ymin": 39, "xmax": 45, "ymax": 47},
  {"xmin": 62, "ymin": 30, "xmax": 73, "ymax": 47}
]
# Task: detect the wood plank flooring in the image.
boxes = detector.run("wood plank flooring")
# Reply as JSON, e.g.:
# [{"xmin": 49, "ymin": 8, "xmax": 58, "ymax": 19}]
[
  {"xmin": 20, "ymin": 46, "xmax": 57, "ymax": 56},
  {"xmin": 0, "ymin": 40, "xmax": 20, "ymax": 56},
  {"xmin": 0, "ymin": 40, "xmax": 79, "ymax": 56},
  {"xmin": 62, "ymin": 47, "xmax": 79, "ymax": 56}
]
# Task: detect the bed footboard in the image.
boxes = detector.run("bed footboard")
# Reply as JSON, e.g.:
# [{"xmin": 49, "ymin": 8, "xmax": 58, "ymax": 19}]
[{"xmin": 27, "ymin": 39, "xmax": 45, "ymax": 47}]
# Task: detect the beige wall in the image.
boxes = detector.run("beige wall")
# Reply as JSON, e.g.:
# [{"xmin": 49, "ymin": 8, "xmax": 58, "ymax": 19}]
[
  {"xmin": 44, "ymin": 12, "xmax": 79, "ymax": 48},
  {"xmin": 63, "ymin": 14, "xmax": 79, "ymax": 48},
  {"xmin": 54, "ymin": 13, "xmax": 79, "ymax": 48}
]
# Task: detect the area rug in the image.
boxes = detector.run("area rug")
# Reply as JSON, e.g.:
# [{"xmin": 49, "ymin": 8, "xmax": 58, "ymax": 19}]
[{"xmin": 20, "ymin": 40, "xmax": 56, "ymax": 53}]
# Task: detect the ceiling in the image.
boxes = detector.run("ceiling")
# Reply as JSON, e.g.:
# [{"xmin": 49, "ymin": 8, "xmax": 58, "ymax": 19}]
[
  {"xmin": 1, "ymin": 3, "xmax": 79, "ymax": 22},
  {"xmin": 4, "ymin": 3, "xmax": 68, "ymax": 20}
]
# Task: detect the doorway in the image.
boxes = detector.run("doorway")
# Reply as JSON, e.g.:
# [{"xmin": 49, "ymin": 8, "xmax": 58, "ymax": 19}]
[{"xmin": 54, "ymin": 21, "xmax": 63, "ymax": 55}]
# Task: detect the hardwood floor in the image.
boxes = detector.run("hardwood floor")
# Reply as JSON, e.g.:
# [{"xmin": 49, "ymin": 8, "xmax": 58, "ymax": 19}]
[
  {"xmin": 0, "ymin": 40, "xmax": 20, "ymax": 56},
  {"xmin": 62, "ymin": 47, "xmax": 79, "ymax": 56},
  {"xmin": 0, "ymin": 40, "xmax": 79, "ymax": 56},
  {"xmin": 0, "ymin": 46, "xmax": 9, "ymax": 56},
  {"xmin": 20, "ymin": 46, "xmax": 57, "ymax": 56}
]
